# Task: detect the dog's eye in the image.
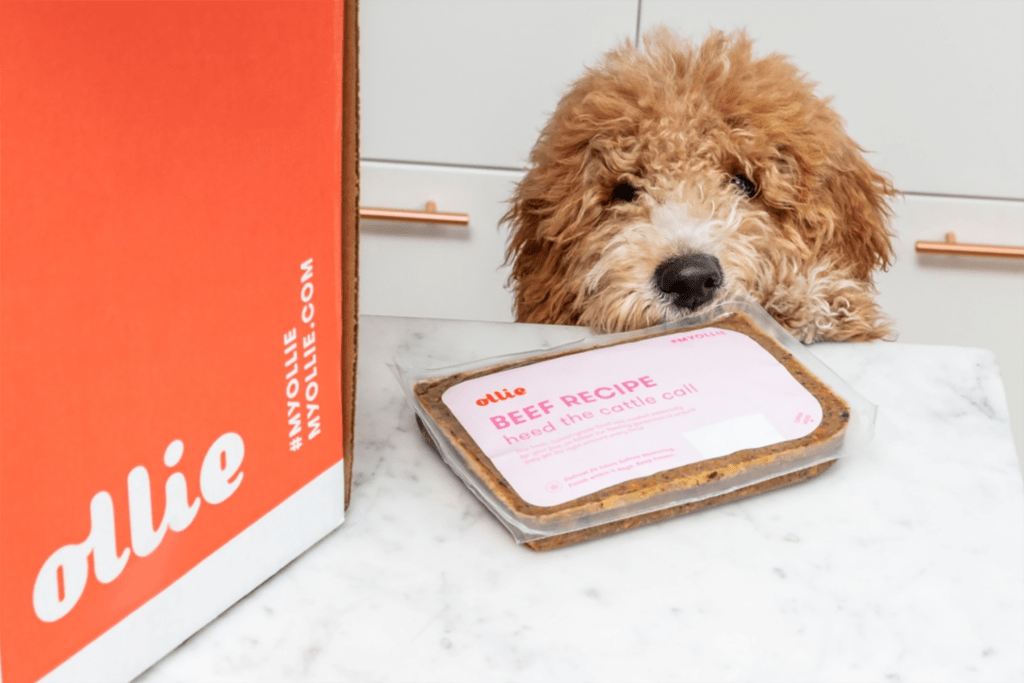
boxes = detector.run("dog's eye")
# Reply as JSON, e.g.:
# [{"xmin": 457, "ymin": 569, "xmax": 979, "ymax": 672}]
[
  {"xmin": 731, "ymin": 174, "xmax": 757, "ymax": 199},
  {"xmin": 610, "ymin": 182, "xmax": 638, "ymax": 203}
]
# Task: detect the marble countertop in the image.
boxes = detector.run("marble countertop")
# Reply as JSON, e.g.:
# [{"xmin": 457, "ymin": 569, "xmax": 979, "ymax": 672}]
[{"xmin": 138, "ymin": 315, "xmax": 1024, "ymax": 683}]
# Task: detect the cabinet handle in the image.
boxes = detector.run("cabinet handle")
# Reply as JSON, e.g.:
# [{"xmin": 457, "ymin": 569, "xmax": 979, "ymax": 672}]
[
  {"xmin": 359, "ymin": 201, "xmax": 469, "ymax": 226},
  {"xmin": 915, "ymin": 232, "xmax": 1024, "ymax": 260}
]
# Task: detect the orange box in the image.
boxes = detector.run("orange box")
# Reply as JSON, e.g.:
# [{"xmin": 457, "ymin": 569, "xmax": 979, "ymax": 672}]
[{"xmin": 0, "ymin": 2, "xmax": 358, "ymax": 681}]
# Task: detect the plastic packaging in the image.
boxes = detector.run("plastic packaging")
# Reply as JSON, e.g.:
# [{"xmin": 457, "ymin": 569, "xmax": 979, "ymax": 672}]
[{"xmin": 394, "ymin": 300, "xmax": 875, "ymax": 550}]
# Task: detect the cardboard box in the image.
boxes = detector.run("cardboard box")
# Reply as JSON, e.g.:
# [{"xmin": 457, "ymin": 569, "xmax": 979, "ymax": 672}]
[{"xmin": 0, "ymin": 1, "xmax": 359, "ymax": 681}]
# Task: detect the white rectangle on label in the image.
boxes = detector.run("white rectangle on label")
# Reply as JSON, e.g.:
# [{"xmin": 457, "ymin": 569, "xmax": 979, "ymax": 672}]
[{"xmin": 684, "ymin": 414, "xmax": 783, "ymax": 460}]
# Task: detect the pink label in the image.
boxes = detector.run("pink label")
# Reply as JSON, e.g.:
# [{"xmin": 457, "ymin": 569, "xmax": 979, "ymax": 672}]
[{"xmin": 441, "ymin": 328, "xmax": 822, "ymax": 507}]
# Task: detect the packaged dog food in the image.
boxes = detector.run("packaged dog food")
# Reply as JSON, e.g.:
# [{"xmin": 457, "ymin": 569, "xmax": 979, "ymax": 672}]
[{"xmin": 395, "ymin": 300, "xmax": 874, "ymax": 550}]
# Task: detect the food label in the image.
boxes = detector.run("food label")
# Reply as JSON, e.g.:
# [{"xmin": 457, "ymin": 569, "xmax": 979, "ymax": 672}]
[{"xmin": 442, "ymin": 327, "xmax": 822, "ymax": 507}]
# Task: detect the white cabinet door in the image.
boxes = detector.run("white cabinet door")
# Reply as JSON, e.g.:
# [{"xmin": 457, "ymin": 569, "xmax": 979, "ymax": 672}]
[
  {"xmin": 875, "ymin": 195, "xmax": 1024, "ymax": 459},
  {"xmin": 640, "ymin": 0, "xmax": 1024, "ymax": 199},
  {"xmin": 360, "ymin": 0, "xmax": 638, "ymax": 169},
  {"xmin": 359, "ymin": 161, "xmax": 521, "ymax": 322}
]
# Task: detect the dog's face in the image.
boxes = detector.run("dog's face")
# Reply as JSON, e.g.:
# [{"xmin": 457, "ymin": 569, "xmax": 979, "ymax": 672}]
[{"xmin": 504, "ymin": 30, "xmax": 896, "ymax": 342}]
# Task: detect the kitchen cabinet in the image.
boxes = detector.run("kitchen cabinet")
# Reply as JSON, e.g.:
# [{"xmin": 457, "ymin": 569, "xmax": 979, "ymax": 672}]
[
  {"xmin": 360, "ymin": 0, "xmax": 638, "ymax": 169},
  {"xmin": 359, "ymin": 161, "xmax": 519, "ymax": 322}
]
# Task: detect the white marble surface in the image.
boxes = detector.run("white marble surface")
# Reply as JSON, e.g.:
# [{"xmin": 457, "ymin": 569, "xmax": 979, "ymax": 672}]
[{"xmin": 137, "ymin": 315, "xmax": 1024, "ymax": 683}]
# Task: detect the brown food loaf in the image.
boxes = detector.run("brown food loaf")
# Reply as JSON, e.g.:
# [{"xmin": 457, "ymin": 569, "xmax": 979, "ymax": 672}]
[{"xmin": 413, "ymin": 311, "xmax": 849, "ymax": 550}]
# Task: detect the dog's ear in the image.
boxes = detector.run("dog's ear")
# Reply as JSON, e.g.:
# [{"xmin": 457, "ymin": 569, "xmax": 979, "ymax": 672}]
[
  {"xmin": 502, "ymin": 167, "xmax": 588, "ymax": 325},
  {"xmin": 502, "ymin": 183, "xmax": 554, "ymax": 323},
  {"xmin": 773, "ymin": 137, "xmax": 897, "ymax": 283},
  {"xmin": 503, "ymin": 146, "xmax": 611, "ymax": 324},
  {"xmin": 818, "ymin": 143, "xmax": 897, "ymax": 281}
]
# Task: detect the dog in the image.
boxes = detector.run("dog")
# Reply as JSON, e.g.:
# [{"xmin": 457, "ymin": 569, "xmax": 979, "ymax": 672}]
[{"xmin": 503, "ymin": 29, "xmax": 897, "ymax": 342}]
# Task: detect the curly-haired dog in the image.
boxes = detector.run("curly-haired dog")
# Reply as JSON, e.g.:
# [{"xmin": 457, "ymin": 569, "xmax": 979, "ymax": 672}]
[{"xmin": 504, "ymin": 29, "xmax": 896, "ymax": 342}]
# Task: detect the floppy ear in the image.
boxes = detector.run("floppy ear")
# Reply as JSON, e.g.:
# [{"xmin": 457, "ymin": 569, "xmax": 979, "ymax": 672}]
[
  {"xmin": 502, "ymin": 151, "xmax": 602, "ymax": 325},
  {"xmin": 502, "ymin": 177, "xmax": 568, "ymax": 323},
  {"xmin": 817, "ymin": 143, "xmax": 897, "ymax": 281}
]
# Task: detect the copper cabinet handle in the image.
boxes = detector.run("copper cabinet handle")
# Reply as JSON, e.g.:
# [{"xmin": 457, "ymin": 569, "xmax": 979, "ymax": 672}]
[
  {"xmin": 359, "ymin": 201, "xmax": 469, "ymax": 226},
  {"xmin": 915, "ymin": 232, "xmax": 1024, "ymax": 259}
]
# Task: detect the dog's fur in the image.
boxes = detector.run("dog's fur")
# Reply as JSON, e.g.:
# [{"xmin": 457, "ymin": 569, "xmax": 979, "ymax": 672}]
[{"xmin": 503, "ymin": 29, "xmax": 897, "ymax": 342}]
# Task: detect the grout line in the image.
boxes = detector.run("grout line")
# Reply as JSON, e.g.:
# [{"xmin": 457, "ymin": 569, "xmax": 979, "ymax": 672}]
[
  {"xmin": 360, "ymin": 157, "xmax": 526, "ymax": 174},
  {"xmin": 635, "ymin": 0, "xmax": 643, "ymax": 47},
  {"xmin": 900, "ymin": 190, "xmax": 1024, "ymax": 204},
  {"xmin": 361, "ymin": 160, "xmax": 1023, "ymax": 205}
]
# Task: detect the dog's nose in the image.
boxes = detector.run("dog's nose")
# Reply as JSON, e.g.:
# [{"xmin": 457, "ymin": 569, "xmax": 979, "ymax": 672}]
[{"xmin": 655, "ymin": 254, "xmax": 724, "ymax": 311}]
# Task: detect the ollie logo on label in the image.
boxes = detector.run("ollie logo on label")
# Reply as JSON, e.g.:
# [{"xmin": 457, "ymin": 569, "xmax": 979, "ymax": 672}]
[
  {"xmin": 475, "ymin": 388, "xmax": 526, "ymax": 407},
  {"xmin": 32, "ymin": 433, "xmax": 245, "ymax": 623}
]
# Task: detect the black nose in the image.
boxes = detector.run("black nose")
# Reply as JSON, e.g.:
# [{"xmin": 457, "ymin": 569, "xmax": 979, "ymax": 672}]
[{"xmin": 655, "ymin": 254, "xmax": 724, "ymax": 311}]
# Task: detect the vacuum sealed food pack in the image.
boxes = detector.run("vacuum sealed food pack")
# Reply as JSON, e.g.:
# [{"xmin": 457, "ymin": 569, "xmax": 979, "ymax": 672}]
[{"xmin": 395, "ymin": 300, "xmax": 875, "ymax": 550}]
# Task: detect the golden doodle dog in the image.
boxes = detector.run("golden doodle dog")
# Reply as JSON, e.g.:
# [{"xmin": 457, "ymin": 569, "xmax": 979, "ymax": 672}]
[{"xmin": 503, "ymin": 29, "xmax": 897, "ymax": 342}]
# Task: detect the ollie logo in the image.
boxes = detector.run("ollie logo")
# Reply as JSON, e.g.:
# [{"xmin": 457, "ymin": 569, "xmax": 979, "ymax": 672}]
[
  {"xmin": 475, "ymin": 388, "xmax": 526, "ymax": 407},
  {"xmin": 32, "ymin": 433, "xmax": 245, "ymax": 623}
]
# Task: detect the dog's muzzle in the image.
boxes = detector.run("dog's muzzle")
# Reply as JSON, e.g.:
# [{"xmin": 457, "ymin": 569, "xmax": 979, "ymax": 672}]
[{"xmin": 655, "ymin": 253, "xmax": 724, "ymax": 311}]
